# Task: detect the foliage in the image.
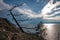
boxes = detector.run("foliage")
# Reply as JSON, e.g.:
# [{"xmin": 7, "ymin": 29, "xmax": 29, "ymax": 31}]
[
  {"xmin": 0, "ymin": 31, "xmax": 7, "ymax": 40},
  {"xmin": 36, "ymin": 22, "xmax": 47, "ymax": 40}
]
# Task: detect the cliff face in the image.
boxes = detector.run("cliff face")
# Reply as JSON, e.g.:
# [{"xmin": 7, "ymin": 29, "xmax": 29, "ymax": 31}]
[{"xmin": 0, "ymin": 17, "xmax": 40, "ymax": 40}]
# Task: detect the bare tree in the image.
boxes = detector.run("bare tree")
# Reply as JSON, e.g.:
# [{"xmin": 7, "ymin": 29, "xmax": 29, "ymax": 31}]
[
  {"xmin": 8, "ymin": 3, "xmax": 33, "ymax": 33},
  {"xmin": 36, "ymin": 22, "xmax": 47, "ymax": 40},
  {"xmin": 8, "ymin": 3, "xmax": 25, "ymax": 33}
]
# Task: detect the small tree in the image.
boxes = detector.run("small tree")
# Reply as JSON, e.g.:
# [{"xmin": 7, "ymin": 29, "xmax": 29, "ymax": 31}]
[
  {"xmin": 0, "ymin": 31, "xmax": 7, "ymax": 40},
  {"xmin": 36, "ymin": 22, "xmax": 47, "ymax": 40}
]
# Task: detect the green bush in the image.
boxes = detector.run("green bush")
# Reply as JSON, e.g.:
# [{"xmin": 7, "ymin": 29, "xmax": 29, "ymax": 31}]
[{"xmin": 0, "ymin": 31, "xmax": 7, "ymax": 40}]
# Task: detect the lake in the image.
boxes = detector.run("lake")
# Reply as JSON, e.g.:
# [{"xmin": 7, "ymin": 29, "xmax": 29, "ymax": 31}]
[{"xmin": 44, "ymin": 24, "xmax": 60, "ymax": 40}]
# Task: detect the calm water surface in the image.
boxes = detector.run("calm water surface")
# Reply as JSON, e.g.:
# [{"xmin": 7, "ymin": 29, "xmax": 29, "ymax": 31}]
[{"xmin": 43, "ymin": 24, "xmax": 60, "ymax": 40}]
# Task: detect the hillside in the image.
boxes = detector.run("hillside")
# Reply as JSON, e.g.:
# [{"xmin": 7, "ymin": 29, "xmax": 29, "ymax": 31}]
[{"xmin": 0, "ymin": 17, "xmax": 41, "ymax": 40}]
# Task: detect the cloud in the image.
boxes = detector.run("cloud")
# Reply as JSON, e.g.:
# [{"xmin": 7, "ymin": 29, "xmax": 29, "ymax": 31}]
[
  {"xmin": 45, "ymin": 16, "xmax": 60, "ymax": 20},
  {"xmin": 40, "ymin": 0, "xmax": 60, "ymax": 20},
  {"xmin": 0, "ymin": 0, "xmax": 60, "ymax": 21},
  {"xmin": 14, "ymin": 5, "xmax": 42, "ymax": 18},
  {"xmin": 13, "ymin": 0, "xmax": 60, "ymax": 20},
  {"xmin": 0, "ymin": 0, "xmax": 12, "ymax": 10},
  {"xmin": 36, "ymin": 0, "xmax": 40, "ymax": 3},
  {"xmin": 19, "ymin": 8, "xmax": 41, "ymax": 18}
]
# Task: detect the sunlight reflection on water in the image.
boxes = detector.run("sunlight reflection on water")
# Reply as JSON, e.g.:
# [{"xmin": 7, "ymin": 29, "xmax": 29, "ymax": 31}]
[{"xmin": 43, "ymin": 24, "xmax": 60, "ymax": 40}]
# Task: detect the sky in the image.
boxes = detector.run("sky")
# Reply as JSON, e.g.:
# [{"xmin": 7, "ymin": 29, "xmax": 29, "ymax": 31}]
[{"xmin": 0, "ymin": 0, "xmax": 60, "ymax": 33}]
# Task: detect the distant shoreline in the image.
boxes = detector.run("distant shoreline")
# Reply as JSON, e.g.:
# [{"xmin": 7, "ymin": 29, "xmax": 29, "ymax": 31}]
[{"xmin": 43, "ymin": 22, "xmax": 60, "ymax": 24}]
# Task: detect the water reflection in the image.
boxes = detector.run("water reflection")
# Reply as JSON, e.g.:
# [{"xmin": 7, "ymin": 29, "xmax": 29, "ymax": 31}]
[{"xmin": 43, "ymin": 24, "xmax": 60, "ymax": 40}]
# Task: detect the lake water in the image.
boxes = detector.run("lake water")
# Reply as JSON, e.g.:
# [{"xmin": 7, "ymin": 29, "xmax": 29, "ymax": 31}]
[{"xmin": 43, "ymin": 24, "xmax": 60, "ymax": 40}]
